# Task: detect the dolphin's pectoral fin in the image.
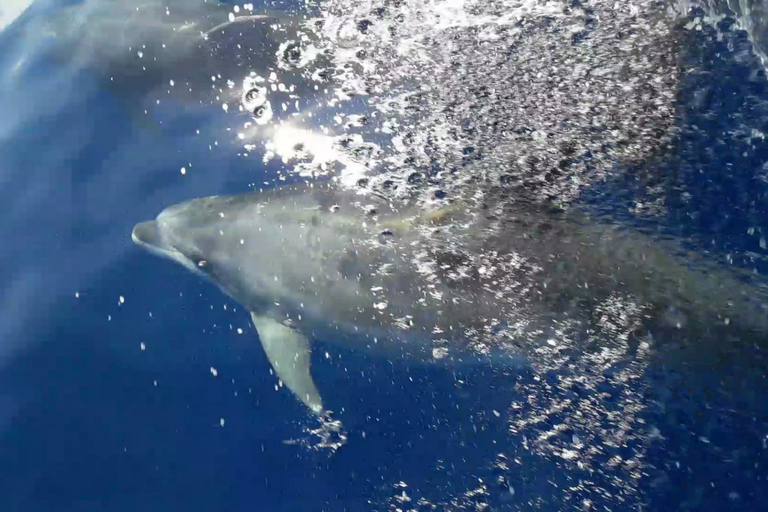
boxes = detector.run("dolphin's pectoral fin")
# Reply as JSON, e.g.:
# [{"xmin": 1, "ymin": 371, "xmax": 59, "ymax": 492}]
[{"xmin": 250, "ymin": 312, "xmax": 323, "ymax": 414}]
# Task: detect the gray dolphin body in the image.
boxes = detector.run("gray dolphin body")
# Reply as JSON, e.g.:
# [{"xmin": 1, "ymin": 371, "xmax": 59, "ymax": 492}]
[
  {"xmin": 19, "ymin": 0, "xmax": 327, "ymax": 116},
  {"xmin": 132, "ymin": 182, "xmax": 768, "ymax": 413}
]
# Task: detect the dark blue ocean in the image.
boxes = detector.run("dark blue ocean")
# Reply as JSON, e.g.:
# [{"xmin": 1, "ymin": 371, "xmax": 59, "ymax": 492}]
[{"xmin": 0, "ymin": 0, "xmax": 767, "ymax": 510}]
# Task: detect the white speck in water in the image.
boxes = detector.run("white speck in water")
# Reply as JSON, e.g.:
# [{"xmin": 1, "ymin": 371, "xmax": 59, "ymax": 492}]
[
  {"xmin": 119, "ymin": 295, "xmax": 125, "ymax": 304},
  {"xmin": 180, "ymin": 167, "xmax": 186, "ymax": 175},
  {"xmin": 228, "ymin": 12, "xmax": 235, "ymax": 22},
  {"xmin": 137, "ymin": 51, "xmax": 143, "ymax": 58},
  {"xmin": 233, "ymin": 5, "xmax": 240, "ymax": 13},
  {"xmin": 220, "ymin": 418, "xmax": 225, "ymax": 426},
  {"xmin": 240, "ymin": 239, "xmax": 244, "ymax": 245},
  {"xmin": 140, "ymin": 342, "xmax": 146, "ymax": 351},
  {"xmin": 153, "ymin": 380, "xmax": 158, "ymax": 386},
  {"xmin": 75, "ymin": 291, "xmax": 80, "ymax": 298},
  {"xmin": 222, "ymin": 103, "xmax": 229, "ymax": 112},
  {"xmin": 169, "ymin": 79, "xmax": 175, "ymax": 86},
  {"xmin": 107, "ymin": 315, "xmax": 111, "ymax": 321},
  {"xmin": 761, "ymin": 237, "xmax": 767, "ymax": 250},
  {"xmin": 210, "ymin": 367, "xmax": 218, "ymax": 377},
  {"xmin": 237, "ymin": 328, "xmax": 243, "ymax": 334}
]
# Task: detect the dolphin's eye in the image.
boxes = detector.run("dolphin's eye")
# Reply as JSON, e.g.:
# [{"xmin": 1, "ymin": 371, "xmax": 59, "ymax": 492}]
[
  {"xmin": 183, "ymin": 248, "xmax": 211, "ymax": 272},
  {"xmin": 253, "ymin": 105, "xmax": 266, "ymax": 118}
]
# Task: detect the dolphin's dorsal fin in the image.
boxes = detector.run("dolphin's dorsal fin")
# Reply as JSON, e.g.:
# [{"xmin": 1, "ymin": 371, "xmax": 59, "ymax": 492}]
[{"xmin": 250, "ymin": 312, "xmax": 323, "ymax": 414}]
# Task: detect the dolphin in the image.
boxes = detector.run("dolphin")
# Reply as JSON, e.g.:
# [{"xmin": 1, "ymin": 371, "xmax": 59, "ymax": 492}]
[
  {"xmin": 132, "ymin": 181, "xmax": 768, "ymax": 413},
  {"xmin": 11, "ymin": 0, "xmax": 329, "ymax": 121}
]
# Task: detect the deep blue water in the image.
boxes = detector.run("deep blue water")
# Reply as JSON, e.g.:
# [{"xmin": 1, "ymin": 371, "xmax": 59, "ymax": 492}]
[{"xmin": 1, "ymin": 1, "xmax": 767, "ymax": 511}]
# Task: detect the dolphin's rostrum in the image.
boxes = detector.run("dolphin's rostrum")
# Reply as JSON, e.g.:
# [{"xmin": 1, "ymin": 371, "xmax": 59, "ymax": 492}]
[{"xmin": 132, "ymin": 181, "xmax": 768, "ymax": 413}]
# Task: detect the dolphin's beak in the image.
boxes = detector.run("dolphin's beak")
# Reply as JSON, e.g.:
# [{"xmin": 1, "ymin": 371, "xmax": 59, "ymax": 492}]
[
  {"xmin": 132, "ymin": 221, "xmax": 163, "ymax": 248},
  {"xmin": 132, "ymin": 219, "xmax": 207, "ymax": 277},
  {"xmin": 132, "ymin": 220, "xmax": 177, "ymax": 256}
]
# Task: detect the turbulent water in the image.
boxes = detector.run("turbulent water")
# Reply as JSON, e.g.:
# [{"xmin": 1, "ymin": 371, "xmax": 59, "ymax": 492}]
[{"xmin": 227, "ymin": 0, "xmax": 768, "ymax": 509}]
